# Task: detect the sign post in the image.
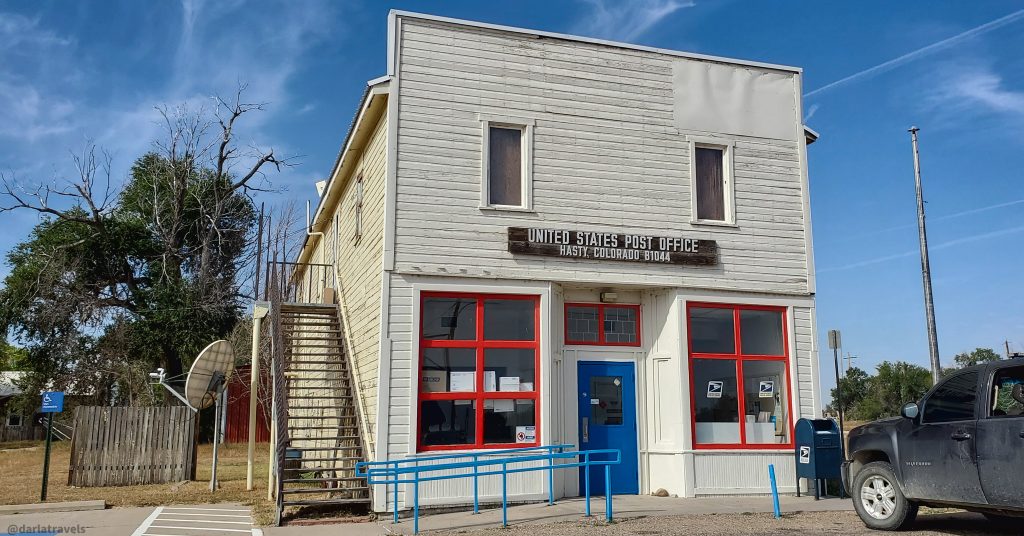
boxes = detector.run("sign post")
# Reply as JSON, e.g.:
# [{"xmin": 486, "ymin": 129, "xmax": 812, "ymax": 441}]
[{"xmin": 40, "ymin": 391, "xmax": 64, "ymax": 501}]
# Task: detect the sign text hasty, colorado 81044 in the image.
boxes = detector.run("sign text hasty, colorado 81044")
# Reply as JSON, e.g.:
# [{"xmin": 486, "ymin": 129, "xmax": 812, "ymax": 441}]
[{"xmin": 507, "ymin": 227, "xmax": 718, "ymax": 266}]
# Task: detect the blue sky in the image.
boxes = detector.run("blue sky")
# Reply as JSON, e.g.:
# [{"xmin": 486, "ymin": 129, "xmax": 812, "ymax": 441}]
[{"xmin": 2, "ymin": 1, "xmax": 1023, "ymax": 403}]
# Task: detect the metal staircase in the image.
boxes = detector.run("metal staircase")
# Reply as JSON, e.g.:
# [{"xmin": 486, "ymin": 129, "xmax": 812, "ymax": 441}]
[{"xmin": 272, "ymin": 301, "xmax": 370, "ymax": 522}]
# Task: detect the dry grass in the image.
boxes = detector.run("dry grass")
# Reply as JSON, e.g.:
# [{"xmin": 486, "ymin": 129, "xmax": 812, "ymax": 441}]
[{"xmin": 0, "ymin": 440, "xmax": 278, "ymax": 525}]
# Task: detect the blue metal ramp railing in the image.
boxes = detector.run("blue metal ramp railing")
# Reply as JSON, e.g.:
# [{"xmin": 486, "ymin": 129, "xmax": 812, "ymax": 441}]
[{"xmin": 355, "ymin": 444, "xmax": 621, "ymax": 533}]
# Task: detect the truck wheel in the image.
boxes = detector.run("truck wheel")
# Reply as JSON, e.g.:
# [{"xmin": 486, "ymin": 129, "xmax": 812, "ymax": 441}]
[{"xmin": 852, "ymin": 461, "xmax": 918, "ymax": 531}]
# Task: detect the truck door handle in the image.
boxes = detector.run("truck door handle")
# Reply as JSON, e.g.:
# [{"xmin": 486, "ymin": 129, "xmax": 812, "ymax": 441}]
[{"xmin": 951, "ymin": 431, "xmax": 971, "ymax": 441}]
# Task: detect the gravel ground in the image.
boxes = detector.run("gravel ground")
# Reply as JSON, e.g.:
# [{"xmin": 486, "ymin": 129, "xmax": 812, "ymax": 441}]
[{"xmin": 428, "ymin": 510, "xmax": 1019, "ymax": 535}]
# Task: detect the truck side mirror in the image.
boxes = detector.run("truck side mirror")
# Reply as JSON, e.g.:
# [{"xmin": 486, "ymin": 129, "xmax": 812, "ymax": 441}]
[{"xmin": 901, "ymin": 402, "xmax": 920, "ymax": 420}]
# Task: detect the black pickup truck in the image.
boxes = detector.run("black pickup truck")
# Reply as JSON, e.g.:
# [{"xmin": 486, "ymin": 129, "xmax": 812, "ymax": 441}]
[{"xmin": 842, "ymin": 357, "xmax": 1024, "ymax": 530}]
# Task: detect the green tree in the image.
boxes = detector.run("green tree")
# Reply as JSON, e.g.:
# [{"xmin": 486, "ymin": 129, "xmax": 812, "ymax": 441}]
[
  {"xmin": 0, "ymin": 339, "xmax": 27, "ymax": 370},
  {"xmin": 854, "ymin": 361, "xmax": 933, "ymax": 421},
  {"xmin": 827, "ymin": 366, "xmax": 870, "ymax": 416},
  {"xmin": 0, "ymin": 93, "xmax": 288, "ymax": 405},
  {"xmin": 952, "ymin": 347, "xmax": 1001, "ymax": 368}
]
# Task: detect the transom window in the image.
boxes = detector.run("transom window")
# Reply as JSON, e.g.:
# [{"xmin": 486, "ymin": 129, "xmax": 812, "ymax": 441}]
[
  {"xmin": 565, "ymin": 303, "xmax": 640, "ymax": 346},
  {"xmin": 418, "ymin": 292, "xmax": 539, "ymax": 451},
  {"xmin": 688, "ymin": 303, "xmax": 792, "ymax": 448}
]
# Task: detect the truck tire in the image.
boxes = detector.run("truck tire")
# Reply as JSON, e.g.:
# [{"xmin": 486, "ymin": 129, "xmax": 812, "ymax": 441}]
[{"xmin": 852, "ymin": 461, "xmax": 918, "ymax": 531}]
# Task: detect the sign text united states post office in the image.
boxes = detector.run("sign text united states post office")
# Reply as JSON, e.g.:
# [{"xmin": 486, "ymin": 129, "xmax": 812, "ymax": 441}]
[{"xmin": 507, "ymin": 227, "xmax": 718, "ymax": 266}]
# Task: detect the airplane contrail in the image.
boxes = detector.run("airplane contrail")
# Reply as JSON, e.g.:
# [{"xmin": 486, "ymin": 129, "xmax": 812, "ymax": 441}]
[{"xmin": 805, "ymin": 9, "xmax": 1024, "ymax": 98}]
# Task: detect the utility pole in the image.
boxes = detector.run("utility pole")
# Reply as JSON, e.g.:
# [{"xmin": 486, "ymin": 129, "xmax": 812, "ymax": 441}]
[
  {"xmin": 909, "ymin": 127, "xmax": 941, "ymax": 384},
  {"xmin": 1007, "ymin": 340, "xmax": 1013, "ymax": 359},
  {"xmin": 846, "ymin": 353, "xmax": 858, "ymax": 372}
]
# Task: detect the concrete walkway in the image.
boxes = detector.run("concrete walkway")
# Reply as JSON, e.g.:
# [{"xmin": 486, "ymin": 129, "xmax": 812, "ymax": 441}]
[
  {"xmin": 264, "ymin": 495, "xmax": 852, "ymax": 535},
  {"xmin": 0, "ymin": 505, "xmax": 154, "ymax": 536}
]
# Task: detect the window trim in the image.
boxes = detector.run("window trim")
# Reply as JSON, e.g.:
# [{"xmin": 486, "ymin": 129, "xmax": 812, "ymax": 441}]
[
  {"xmin": 353, "ymin": 173, "xmax": 364, "ymax": 243},
  {"xmin": 686, "ymin": 302, "xmax": 794, "ymax": 450},
  {"xmin": 6, "ymin": 413, "xmax": 23, "ymax": 427},
  {"xmin": 564, "ymin": 303, "xmax": 642, "ymax": 347},
  {"xmin": 686, "ymin": 136, "xmax": 736, "ymax": 226},
  {"xmin": 479, "ymin": 114, "xmax": 535, "ymax": 212},
  {"xmin": 417, "ymin": 291, "xmax": 541, "ymax": 452},
  {"xmin": 921, "ymin": 370, "xmax": 980, "ymax": 424}
]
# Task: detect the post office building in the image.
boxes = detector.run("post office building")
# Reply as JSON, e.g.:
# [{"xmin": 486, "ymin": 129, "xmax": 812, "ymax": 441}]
[{"xmin": 277, "ymin": 10, "xmax": 823, "ymax": 514}]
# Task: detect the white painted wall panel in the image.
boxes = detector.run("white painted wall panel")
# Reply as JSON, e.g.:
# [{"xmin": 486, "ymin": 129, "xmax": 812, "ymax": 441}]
[
  {"xmin": 392, "ymin": 18, "xmax": 812, "ymax": 295},
  {"xmin": 693, "ymin": 453, "xmax": 798, "ymax": 494}
]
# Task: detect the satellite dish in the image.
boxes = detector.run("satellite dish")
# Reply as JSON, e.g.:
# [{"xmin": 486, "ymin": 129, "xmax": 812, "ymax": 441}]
[{"xmin": 184, "ymin": 340, "xmax": 235, "ymax": 411}]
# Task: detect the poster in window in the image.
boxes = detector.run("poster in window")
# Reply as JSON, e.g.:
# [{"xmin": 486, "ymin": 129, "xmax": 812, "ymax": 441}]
[
  {"xmin": 450, "ymin": 371, "xmax": 476, "ymax": 392},
  {"xmin": 420, "ymin": 370, "xmax": 447, "ymax": 392},
  {"xmin": 516, "ymin": 425, "xmax": 536, "ymax": 443},
  {"xmin": 707, "ymin": 381, "xmax": 723, "ymax": 398},
  {"xmin": 759, "ymin": 380, "xmax": 774, "ymax": 398}
]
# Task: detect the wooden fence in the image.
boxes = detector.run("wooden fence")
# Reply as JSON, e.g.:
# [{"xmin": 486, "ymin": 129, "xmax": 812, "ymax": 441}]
[
  {"xmin": 68, "ymin": 406, "xmax": 198, "ymax": 487},
  {"xmin": 0, "ymin": 423, "xmax": 45, "ymax": 442}
]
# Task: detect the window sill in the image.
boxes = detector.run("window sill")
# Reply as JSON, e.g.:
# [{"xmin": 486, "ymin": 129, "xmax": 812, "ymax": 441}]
[
  {"xmin": 479, "ymin": 205, "xmax": 535, "ymax": 214},
  {"xmin": 690, "ymin": 219, "xmax": 738, "ymax": 228}
]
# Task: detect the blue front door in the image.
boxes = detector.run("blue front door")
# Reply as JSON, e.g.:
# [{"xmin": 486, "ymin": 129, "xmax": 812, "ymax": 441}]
[{"xmin": 577, "ymin": 361, "xmax": 639, "ymax": 495}]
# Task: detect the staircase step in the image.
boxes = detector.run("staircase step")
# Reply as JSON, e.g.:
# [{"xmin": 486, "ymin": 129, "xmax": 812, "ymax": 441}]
[
  {"xmin": 287, "ymin": 435, "xmax": 361, "ymax": 441},
  {"xmin": 284, "ymin": 456, "xmax": 363, "ymax": 463},
  {"xmin": 287, "ymin": 395, "xmax": 354, "ymax": 400},
  {"xmin": 285, "ymin": 360, "xmax": 345, "ymax": 365},
  {"xmin": 287, "ymin": 415, "xmax": 357, "ymax": 419},
  {"xmin": 282, "ymin": 498, "xmax": 371, "ymax": 506},
  {"xmin": 283, "ymin": 476, "xmax": 367, "ymax": 484},
  {"xmin": 282, "ymin": 466, "xmax": 353, "ymax": 473},
  {"xmin": 282, "ymin": 487, "xmax": 369, "ymax": 495},
  {"xmin": 287, "ymin": 385, "xmax": 353, "ymax": 390},
  {"xmin": 286, "ymin": 446, "xmax": 362, "ymax": 452}
]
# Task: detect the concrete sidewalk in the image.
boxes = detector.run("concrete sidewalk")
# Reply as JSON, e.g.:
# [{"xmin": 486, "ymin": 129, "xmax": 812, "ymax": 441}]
[
  {"xmin": 0, "ymin": 505, "xmax": 155, "ymax": 536},
  {"xmin": 264, "ymin": 494, "xmax": 853, "ymax": 535}
]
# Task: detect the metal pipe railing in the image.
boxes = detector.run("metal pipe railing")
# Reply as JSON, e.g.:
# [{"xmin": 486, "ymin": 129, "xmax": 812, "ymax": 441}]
[{"xmin": 356, "ymin": 445, "xmax": 621, "ymax": 534}]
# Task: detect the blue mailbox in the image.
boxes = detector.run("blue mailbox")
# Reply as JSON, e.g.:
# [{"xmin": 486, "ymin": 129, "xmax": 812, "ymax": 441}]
[{"xmin": 795, "ymin": 418, "xmax": 842, "ymax": 499}]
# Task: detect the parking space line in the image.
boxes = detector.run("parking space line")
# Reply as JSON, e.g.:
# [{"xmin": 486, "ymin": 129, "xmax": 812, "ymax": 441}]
[
  {"xmin": 154, "ymin": 512, "xmax": 251, "ymax": 518},
  {"xmin": 131, "ymin": 506, "xmax": 164, "ymax": 536},
  {"xmin": 148, "ymin": 528, "xmax": 251, "ymax": 532},
  {"xmin": 159, "ymin": 518, "xmax": 252, "ymax": 525},
  {"xmin": 162, "ymin": 507, "xmax": 251, "ymax": 512}
]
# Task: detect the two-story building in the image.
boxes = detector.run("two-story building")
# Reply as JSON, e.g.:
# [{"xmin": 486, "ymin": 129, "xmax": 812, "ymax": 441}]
[{"xmin": 286, "ymin": 10, "xmax": 821, "ymax": 514}]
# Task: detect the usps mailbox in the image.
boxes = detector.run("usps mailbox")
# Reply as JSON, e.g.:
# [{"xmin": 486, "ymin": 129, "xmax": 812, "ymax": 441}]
[{"xmin": 795, "ymin": 418, "xmax": 842, "ymax": 499}]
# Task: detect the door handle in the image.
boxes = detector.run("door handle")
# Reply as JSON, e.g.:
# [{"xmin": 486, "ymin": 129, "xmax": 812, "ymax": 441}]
[
  {"xmin": 582, "ymin": 417, "xmax": 589, "ymax": 443},
  {"xmin": 951, "ymin": 431, "xmax": 971, "ymax": 441}
]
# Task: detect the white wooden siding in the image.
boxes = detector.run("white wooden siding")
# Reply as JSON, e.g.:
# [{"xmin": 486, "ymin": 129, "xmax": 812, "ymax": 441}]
[
  {"xmin": 301, "ymin": 112, "xmax": 389, "ymax": 456},
  {"xmin": 391, "ymin": 18, "xmax": 810, "ymax": 295}
]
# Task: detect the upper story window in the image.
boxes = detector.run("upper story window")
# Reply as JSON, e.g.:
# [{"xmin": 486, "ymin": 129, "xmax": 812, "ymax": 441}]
[
  {"xmin": 687, "ymin": 136, "xmax": 735, "ymax": 225},
  {"xmin": 479, "ymin": 115, "xmax": 534, "ymax": 211}
]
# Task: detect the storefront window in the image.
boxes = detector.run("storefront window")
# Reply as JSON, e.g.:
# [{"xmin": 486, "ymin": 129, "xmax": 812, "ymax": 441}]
[
  {"xmin": 688, "ymin": 303, "xmax": 791, "ymax": 448},
  {"xmin": 565, "ymin": 303, "xmax": 640, "ymax": 346},
  {"xmin": 419, "ymin": 292, "xmax": 539, "ymax": 451}
]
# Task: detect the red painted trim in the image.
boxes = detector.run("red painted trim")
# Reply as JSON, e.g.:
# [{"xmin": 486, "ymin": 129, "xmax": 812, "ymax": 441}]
[
  {"xmin": 564, "ymin": 302, "xmax": 641, "ymax": 347},
  {"xmin": 686, "ymin": 302, "xmax": 795, "ymax": 451},
  {"xmin": 417, "ymin": 292, "xmax": 541, "ymax": 452}
]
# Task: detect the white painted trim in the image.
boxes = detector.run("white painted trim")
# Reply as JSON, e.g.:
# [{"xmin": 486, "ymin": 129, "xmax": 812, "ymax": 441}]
[
  {"xmin": 686, "ymin": 136, "xmax": 736, "ymax": 226},
  {"xmin": 794, "ymin": 73, "xmax": 817, "ymax": 295},
  {"xmin": 478, "ymin": 116, "xmax": 534, "ymax": 211},
  {"xmin": 372, "ymin": 273, "xmax": 393, "ymax": 511},
  {"xmin": 390, "ymin": 10, "xmax": 802, "ymax": 74}
]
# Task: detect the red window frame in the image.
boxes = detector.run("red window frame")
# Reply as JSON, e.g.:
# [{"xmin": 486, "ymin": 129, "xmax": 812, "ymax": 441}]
[
  {"xmin": 564, "ymin": 303, "xmax": 641, "ymax": 347},
  {"xmin": 418, "ymin": 291, "xmax": 540, "ymax": 451},
  {"xmin": 686, "ymin": 302, "xmax": 794, "ymax": 450}
]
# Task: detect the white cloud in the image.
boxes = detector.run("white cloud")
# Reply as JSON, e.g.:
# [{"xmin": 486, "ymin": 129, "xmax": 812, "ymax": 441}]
[
  {"xmin": 573, "ymin": 0, "xmax": 694, "ymax": 42},
  {"xmin": 937, "ymin": 66, "xmax": 1024, "ymax": 115}
]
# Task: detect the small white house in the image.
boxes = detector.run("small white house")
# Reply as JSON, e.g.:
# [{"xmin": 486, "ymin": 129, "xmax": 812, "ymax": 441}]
[{"xmin": 290, "ymin": 10, "xmax": 822, "ymax": 513}]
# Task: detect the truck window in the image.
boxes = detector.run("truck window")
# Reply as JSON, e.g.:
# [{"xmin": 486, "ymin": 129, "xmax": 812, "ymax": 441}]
[
  {"xmin": 922, "ymin": 371, "xmax": 978, "ymax": 423},
  {"xmin": 989, "ymin": 366, "xmax": 1024, "ymax": 418}
]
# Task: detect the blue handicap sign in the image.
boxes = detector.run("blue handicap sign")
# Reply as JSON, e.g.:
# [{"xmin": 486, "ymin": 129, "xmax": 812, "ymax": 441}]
[{"xmin": 41, "ymin": 392, "xmax": 64, "ymax": 413}]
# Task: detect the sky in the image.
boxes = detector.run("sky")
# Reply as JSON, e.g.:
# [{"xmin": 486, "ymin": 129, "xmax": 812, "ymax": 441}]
[{"xmin": 1, "ymin": 1, "xmax": 1023, "ymax": 405}]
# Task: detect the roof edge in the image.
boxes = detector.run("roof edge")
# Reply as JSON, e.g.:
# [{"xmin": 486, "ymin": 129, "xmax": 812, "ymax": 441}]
[{"xmin": 390, "ymin": 10, "xmax": 802, "ymax": 74}]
